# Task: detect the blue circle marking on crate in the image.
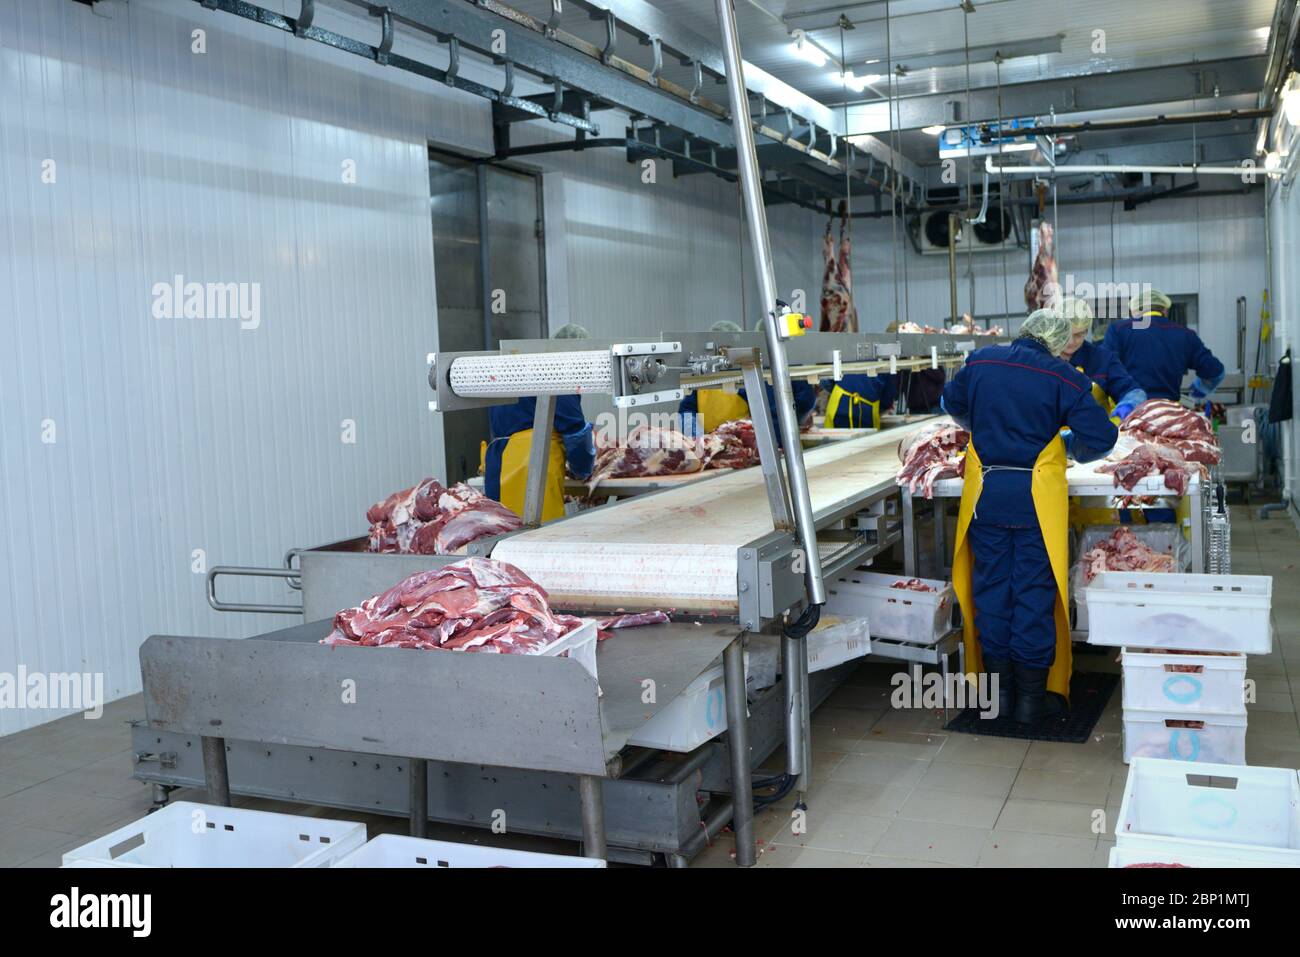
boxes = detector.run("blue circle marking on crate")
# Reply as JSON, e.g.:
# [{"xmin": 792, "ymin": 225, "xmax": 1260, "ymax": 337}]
[
  {"xmin": 1162, "ymin": 674, "xmax": 1204, "ymax": 705},
  {"xmin": 1169, "ymin": 729, "xmax": 1201, "ymax": 762},
  {"xmin": 706, "ymin": 687, "xmax": 724, "ymax": 729},
  {"xmin": 1189, "ymin": 794, "xmax": 1239, "ymax": 831}
]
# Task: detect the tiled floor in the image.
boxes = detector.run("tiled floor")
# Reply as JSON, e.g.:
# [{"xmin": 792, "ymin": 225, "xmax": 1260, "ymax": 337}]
[{"xmin": 1, "ymin": 506, "xmax": 1297, "ymax": 868}]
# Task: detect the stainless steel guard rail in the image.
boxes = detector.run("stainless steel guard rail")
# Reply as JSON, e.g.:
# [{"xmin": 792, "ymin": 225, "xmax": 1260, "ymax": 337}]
[{"xmin": 206, "ymin": 565, "xmax": 304, "ymax": 614}]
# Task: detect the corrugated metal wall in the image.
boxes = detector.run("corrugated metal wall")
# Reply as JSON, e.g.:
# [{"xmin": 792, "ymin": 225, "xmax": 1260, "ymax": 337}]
[{"xmin": 0, "ymin": 0, "xmax": 490, "ymax": 733}]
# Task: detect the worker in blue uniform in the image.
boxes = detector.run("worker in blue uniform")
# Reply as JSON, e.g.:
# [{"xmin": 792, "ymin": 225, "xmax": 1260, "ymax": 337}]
[
  {"xmin": 483, "ymin": 323, "xmax": 596, "ymax": 523},
  {"xmin": 1058, "ymin": 297, "xmax": 1146, "ymax": 422},
  {"xmin": 943, "ymin": 309, "xmax": 1118, "ymax": 724},
  {"xmin": 678, "ymin": 318, "xmax": 816, "ymax": 437},
  {"xmin": 1101, "ymin": 289, "xmax": 1225, "ymax": 403},
  {"xmin": 820, "ymin": 372, "xmax": 896, "ymax": 429}
]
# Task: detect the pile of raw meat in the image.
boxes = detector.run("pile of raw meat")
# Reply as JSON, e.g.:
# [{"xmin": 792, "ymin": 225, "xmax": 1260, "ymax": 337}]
[
  {"xmin": 1024, "ymin": 221, "xmax": 1059, "ymax": 311},
  {"xmin": 1097, "ymin": 400, "xmax": 1220, "ymax": 494},
  {"xmin": 587, "ymin": 419, "xmax": 759, "ymax": 487},
  {"xmin": 322, "ymin": 558, "xmax": 583, "ymax": 654},
  {"xmin": 819, "ymin": 200, "xmax": 858, "ymax": 333},
  {"xmin": 1122, "ymin": 400, "xmax": 1221, "ymax": 465},
  {"xmin": 897, "ymin": 322, "xmax": 941, "ymax": 334},
  {"xmin": 896, "ymin": 420, "xmax": 969, "ymax": 498},
  {"xmin": 890, "ymin": 578, "xmax": 938, "ymax": 592},
  {"xmin": 1078, "ymin": 527, "xmax": 1176, "ymax": 584},
  {"xmin": 366, "ymin": 479, "xmax": 523, "ymax": 555},
  {"xmin": 1098, "ymin": 443, "xmax": 1194, "ymax": 495}
]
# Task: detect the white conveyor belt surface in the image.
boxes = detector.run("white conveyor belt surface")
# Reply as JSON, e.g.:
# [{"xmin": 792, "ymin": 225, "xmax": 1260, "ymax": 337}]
[{"xmin": 493, "ymin": 423, "xmax": 935, "ymax": 613}]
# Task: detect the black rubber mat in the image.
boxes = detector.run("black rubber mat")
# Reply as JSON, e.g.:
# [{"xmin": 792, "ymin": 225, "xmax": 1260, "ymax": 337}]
[{"xmin": 943, "ymin": 670, "xmax": 1119, "ymax": 743}]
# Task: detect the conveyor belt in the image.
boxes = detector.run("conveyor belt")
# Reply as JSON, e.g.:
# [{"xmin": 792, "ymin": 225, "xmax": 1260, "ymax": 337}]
[{"xmin": 493, "ymin": 422, "xmax": 935, "ymax": 612}]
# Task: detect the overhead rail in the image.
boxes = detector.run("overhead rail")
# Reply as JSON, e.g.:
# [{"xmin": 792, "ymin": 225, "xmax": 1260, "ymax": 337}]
[{"xmin": 193, "ymin": 0, "xmax": 923, "ymax": 209}]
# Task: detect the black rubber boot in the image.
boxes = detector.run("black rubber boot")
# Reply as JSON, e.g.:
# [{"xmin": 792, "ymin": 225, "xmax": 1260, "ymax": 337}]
[
  {"xmin": 1013, "ymin": 662, "xmax": 1064, "ymax": 725},
  {"xmin": 982, "ymin": 656, "xmax": 1015, "ymax": 720}
]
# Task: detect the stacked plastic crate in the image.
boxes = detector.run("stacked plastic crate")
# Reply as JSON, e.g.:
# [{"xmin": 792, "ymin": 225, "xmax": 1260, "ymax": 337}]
[{"xmin": 1084, "ymin": 572, "xmax": 1273, "ymax": 766}]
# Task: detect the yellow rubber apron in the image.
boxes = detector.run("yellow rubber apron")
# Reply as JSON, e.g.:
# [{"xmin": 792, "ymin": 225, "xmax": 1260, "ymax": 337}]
[
  {"xmin": 498, "ymin": 428, "xmax": 567, "ymax": 523},
  {"xmin": 953, "ymin": 436, "xmax": 1073, "ymax": 701},
  {"xmin": 824, "ymin": 385, "xmax": 881, "ymax": 430},
  {"xmin": 698, "ymin": 389, "xmax": 752, "ymax": 432}
]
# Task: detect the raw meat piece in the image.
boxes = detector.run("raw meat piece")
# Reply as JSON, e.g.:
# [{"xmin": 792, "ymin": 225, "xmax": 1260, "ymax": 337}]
[
  {"xmin": 1077, "ymin": 527, "xmax": 1176, "ymax": 584},
  {"xmin": 322, "ymin": 558, "xmax": 586, "ymax": 655},
  {"xmin": 366, "ymin": 479, "xmax": 522, "ymax": 555},
  {"xmin": 819, "ymin": 200, "xmax": 857, "ymax": 333},
  {"xmin": 1098, "ymin": 443, "xmax": 1192, "ymax": 495},
  {"xmin": 1121, "ymin": 399, "xmax": 1221, "ymax": 466},
  {"xmin": 1024, "ymin": 221, "xmax": 1059, "ymax": 311},
  {"xmin": 588, "ymin": 424, "xmax": 707, "ymax": 487},
  {"xmin": 895, "ymin": 420, "xmax": 970, "ymax": 498},
  {"xmin": 595, "ymin": 609, "xmax": 671, "ymax": 641},
  {"xmin": 707, "ymin": 419, "xmax": 760, "ymax": 469},
  {"xmin": 890, "ymin": 578, "xmax": 937, "ymax": 592},
  {"xmin": 897, "ymin": 321, "xmax": 941, "ymax": 334}
]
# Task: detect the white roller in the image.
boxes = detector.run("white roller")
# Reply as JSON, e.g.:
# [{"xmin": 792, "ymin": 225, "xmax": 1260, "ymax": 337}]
[{"xmin": 448, "ymin": 350, "xmax": 615, "ymax": 397}]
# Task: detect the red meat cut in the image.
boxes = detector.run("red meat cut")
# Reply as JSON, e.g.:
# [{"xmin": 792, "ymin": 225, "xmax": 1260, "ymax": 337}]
[
  {"xmin": 367, "ymin": 479, "xmax": 523, "ymax": 555},
  {"xmin": 1121, "ymin": 399, "xmax": 1221, "ymax": 465},
  {"xmin": 322, "ymin": 558, "xmax": 584, "ymax": 654},
  {"xmin": 1098, "ymin": 444, "xmax": 1192, "ymax": 495},
  {"xmin": 895, "ymin": 422, "xmax": 970, "ymax": 498}
]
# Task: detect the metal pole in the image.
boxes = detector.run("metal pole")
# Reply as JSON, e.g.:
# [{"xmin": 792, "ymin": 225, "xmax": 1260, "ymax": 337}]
[
  {"xmin": 522, "ymin": 395, "xmax": 557, "ymax": 526},
  {"xmin": 578, "ymin": 775, "xmax": 607, "ymax": 859},
  {"xmin": 200, "ymin": 736, "xmax": 231, "ymax": 807},
  {"xmin": 723, "ymin": 638, "xmax": 756, "ymax": 867},
  {"xmin": 478, "ymin": 163, "xmax": 494, "ymax": 352},
  {"xmin": 949, "ymin": 213, "xmax": 960, "ymax": 324},
  {"xmin": 713, "ymin": 0, "xmax": 825, "ymax": 607},
  {"xmin": 782, "ymin": 633, "xmax": 804, "ymax": 780},
  {"xmin": 409, "ymin": 758, "xmax": 428, "ymax": 838}
]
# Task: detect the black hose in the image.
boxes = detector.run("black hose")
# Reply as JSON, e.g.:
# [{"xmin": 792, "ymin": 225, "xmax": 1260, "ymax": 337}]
[{"xmin": 783, "ymin": 602, "xmax": 822, "ymax": 641}]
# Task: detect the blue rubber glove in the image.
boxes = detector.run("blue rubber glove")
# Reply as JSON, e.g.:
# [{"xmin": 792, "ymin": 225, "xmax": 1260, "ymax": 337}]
[
  {"xmin": 1113, "ymin": 403, "xmax": 1135, "ymax": 422},
  {"xmin": 1061, "ymin": 429, "xmax": 1076, "ymax": 459},
  {"xmin": 562, "ymin": 423, "xmax": 595, "ymax": 480},
  {"xmin": 1115, "ymin": 389, "xmax": 1146, "ymax": 422}
]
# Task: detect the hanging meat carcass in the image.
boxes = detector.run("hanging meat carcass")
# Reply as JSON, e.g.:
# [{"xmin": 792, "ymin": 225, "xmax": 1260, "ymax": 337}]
[
  {"xmin": 1024, "ymin": 221, "xmax": 1059, "ymax": 311},
  {"xmin": 820, "ymin": 200, "xmax": 858, "ymax": 332}
]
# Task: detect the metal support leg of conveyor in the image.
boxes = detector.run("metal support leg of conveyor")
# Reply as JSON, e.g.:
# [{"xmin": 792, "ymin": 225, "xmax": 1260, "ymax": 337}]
[
  {"xmin": 200, "ymin": 736, "xmax": 231, "ymax": 807},
  {"xmin": 782, "ymin": 634, "xmax": 808, "ymax": 785},
  {"xmin": 724, "ymin": 638, "xmax": 756, "ymax": 867},
  {"xmin": 409, "ymin": 758, "xmax": 428, "ymax": 838},
  {"xmin": 798, "ymin": 634, "xmax": 812, "ymax": 803},
  {"xmin": 1190, "ymin": 481, "xmax": 1205, "ymax": 573},
  {"xmin": 578, "ymin": 775, "xmax": 607, "ymax": 860},
  {"xmin": 902, "ymin": 489, "xmax": 917, "ymax": 576},
  {"xmin": 522, "ymin": 394, "xmax": 557, "ymax": 527}
]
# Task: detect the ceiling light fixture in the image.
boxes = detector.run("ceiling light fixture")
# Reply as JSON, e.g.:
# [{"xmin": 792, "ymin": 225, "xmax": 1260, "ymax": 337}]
[{"xmin": 790, "ymin": 29, "xmax": 827, "ymax": 67}]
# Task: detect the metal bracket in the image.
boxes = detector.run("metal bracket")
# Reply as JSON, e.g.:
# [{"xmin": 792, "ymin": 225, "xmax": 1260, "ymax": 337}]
[
  {"xmin": 646, "ymin": 34, "xmax": 663, "ymax": 87},
  {"xmin": 501, "ymin": 60, "xmax": 515, "ymax": 97},
  {"xmin": 522, "ymin": 395, "xmax": 556, "ymax": 527},
  {"xmin": 207, "ymin": 565, "xmax": 303, "ymax": 614},
  {"xmin": 293, "ymin": 0, "xmax": 314, "ymax": 36},
  {"xmin": 546, "ymin": 0, "xmax": 562, "ymax": 38},
  {"xmin": 689, "ymin": 59, "xmax": 703, "ymax": 104},
  {"xmin": 444, "ymin": 34, "xmax": 460, "ymax": 84},
  {"xmin": 372, "ymin": 6, "xmax": 393, "ymax": 64},
  {"xmin": 601, "ymin": 10, "xmax": 617, "ymax": 64}
]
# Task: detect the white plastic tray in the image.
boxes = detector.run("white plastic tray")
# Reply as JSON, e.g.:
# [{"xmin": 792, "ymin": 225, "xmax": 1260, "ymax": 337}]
[
  {"xmin": 825, "ymin": 570, "xmax": 954, "ymax": 645},
  {"xmin": 61, "ymin": 802, "xmax": 366, "ymax": 868},
  {"xmin": 332, "ymin": 833, "xmax": 606, "ymax": 868},
  {"xmin": 1116, "ymin": 758, "xmax": 1300, "ymax": 866},
  {"xmin": 1108, "ymin": 844, "xmax": 1278, "ymax": 868},
  {"xmin": 1085, "ymin": 572, "xmax": 1273, "ymax": 654},
  {"xmin": 806, "ymin": 615, "xmax": 871, "ymax": 674},
  {"xmin": 626, "ymin": 652, "xmax": 748, "ymax": 753},
  {"xmin": 1122, "ymin": 709, "xmax": 1246, "ymax": 765},
  {"xmin": 1121, "ymin": 648, "xmax": 1247, "ymax": 715}
]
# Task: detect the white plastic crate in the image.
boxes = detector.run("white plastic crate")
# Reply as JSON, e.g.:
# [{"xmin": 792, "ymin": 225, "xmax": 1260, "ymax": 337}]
[
  {"xmin": 627, "ymin": 653, "xmax": 748, "ymax": 753},
  {"xmin": 1084, "ymin": 572, "xmax": 1273, "ymax": 654},
  {"xmin": 332, "ymin": 833, "xmax": 606, "ymax": 868},
  {"xmin": 536, "ymin": 618, "xmax": 599, "ymax": 683},
  {"xmin": 825, "ymin": 570, "xmax": 954, "ymax": 645},
  {"xmin": 1122, "ymin": 709, "xmax": 1246, "ymax": 765},
  {"xmin": 806, "ymin": 615, "xmax": 871, "ymax": 674},
  {"xmin": 1116, "ymin": 757, "xmax": 1300, "ymax": 866},
  {"xmin": 1108, "ymin": 844, "xmax": 1277, "ymax": 868},
  {"xmin": 1121, "ymin": 648, "xmax": 1246, "ymax": 715},
  {"xmin": 61, "ymin": 802, "xmax": 366, "ymax": 868}
]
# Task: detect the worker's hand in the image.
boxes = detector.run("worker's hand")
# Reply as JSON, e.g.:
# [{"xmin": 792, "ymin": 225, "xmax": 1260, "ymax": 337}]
[
  {"xmin": 1061, "ymin": 429, "xmax": 1076, "ymax": 459},
  {"xmin": 1113, "ymin": 402, "xmax": 1135, "ymax": 422}
]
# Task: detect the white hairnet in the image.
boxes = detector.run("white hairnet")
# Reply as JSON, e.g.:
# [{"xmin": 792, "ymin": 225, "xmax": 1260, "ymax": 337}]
[
  {"xmin": 1059, "ymin": 296, "xmax": 1094, "ymax": 333},
  {"xmin": 1020, "ymin": 308, "xmax": 1072, "ymax": 357},
  {"xmin": 552, "ymin": 323, "xmax": 591, "ymax": 339},
  {"xmin": 710, "ymin": 320, "xmax": 743, "ymax": 333},
  {"xmin": 1129, "ymin": 288, "xmax": 1172, "ymax": 316}
]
